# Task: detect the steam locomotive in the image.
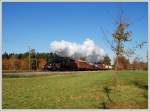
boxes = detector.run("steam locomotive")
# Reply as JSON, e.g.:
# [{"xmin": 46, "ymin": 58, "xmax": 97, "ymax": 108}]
[{"xmin": 43, "ymin": 56, "xmax": 111, "ymax": 71}]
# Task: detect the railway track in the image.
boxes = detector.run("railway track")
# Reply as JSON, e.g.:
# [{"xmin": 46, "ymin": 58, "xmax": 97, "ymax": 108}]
[{"xmin": 2, "ymin": 70, "xmax": 105, "ymax": 77}]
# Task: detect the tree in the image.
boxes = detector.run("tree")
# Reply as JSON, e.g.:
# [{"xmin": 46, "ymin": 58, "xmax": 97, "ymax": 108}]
[
  {"xmin": 102, "ymin": 55, "xmax": 111, "ymax": 65},
  {"xmin": 2, "ymin": 52, "xmax": 9, "ymax": 59},
  {"xmin": 10, "ymin": 54, "xmax": 16, "ymax": 71},
  {"xmin": 101, "ymin": 12, "xmax": 132, "ymax": 85},
  {"xmin": 124, "ymin": 48, "xmax": 135, "ymax": 69},
  {"xmin": 38, "ymin": 58, "xmax": 46, "ymax": 70},
  {"xmin": 2, "ymin": 58, "xmax": 11, "ymax": 70},
  {"xmin": 114, "ymin": 55, "xmax": 129, "ymax": 70},
  {"xmin": 112, "ymin": 20, "xmax": 131, "ymax": 71},
  {"xmin": 132, "ymin": 56, "xmax": 148, "ymax": 70}
]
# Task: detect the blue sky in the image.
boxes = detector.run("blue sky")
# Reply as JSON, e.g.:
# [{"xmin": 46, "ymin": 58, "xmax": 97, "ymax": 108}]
[{"xmin": 2, "ymin": 2, "xmax": 148, "ymax": 61}]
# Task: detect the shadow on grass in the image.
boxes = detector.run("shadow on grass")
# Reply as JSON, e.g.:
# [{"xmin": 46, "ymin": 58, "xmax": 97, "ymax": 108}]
[
  {"xmin": 100, "ymin": 86, "xmax": 114, "ymax": 109},
  {"xmin": 101, "ymin": 101, "xmax": 108, "ymax": 109},
  {"xmin": 131, "ymin": 80, "xmax": 148, "ymax": 90},
  {"xmin": 103, "ymin": 86, "xmax": 114, "ymax": 103}
]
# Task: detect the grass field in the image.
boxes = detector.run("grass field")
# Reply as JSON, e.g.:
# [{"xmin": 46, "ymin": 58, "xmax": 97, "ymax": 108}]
[{"xmin": 2, "ymin": 70, "xmax": 148, "ymax": 109}]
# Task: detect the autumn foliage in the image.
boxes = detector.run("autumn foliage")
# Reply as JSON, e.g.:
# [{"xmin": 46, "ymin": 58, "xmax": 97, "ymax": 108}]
[{"xmin": 2, "ymin": 52, "xmax": 47, "ymax": 71}]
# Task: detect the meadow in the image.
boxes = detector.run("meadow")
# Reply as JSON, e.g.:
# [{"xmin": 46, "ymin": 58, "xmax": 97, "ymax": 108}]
[{"xmin": 2, "ymin": 70, "xmax": 148, "ymax": 109}]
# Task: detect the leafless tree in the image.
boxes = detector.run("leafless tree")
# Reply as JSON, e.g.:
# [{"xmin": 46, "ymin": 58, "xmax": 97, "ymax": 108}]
[{"xmin": 100, "ymin": 9, "xmax": 132, "ymax": 85}]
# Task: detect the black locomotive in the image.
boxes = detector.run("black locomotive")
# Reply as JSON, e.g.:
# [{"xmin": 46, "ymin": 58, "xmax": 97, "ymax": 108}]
[{"xmin": 43, "ymin": 56, "xmax": 77, "ymax": 71}]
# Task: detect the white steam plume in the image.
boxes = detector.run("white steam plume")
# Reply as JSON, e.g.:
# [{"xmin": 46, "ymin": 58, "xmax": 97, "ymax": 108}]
[{"xmin": 50, "ymin": 38, "xmax": 105, "ymax": 63}]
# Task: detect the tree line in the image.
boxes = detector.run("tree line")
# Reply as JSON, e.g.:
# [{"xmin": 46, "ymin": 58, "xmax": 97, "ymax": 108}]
[
  {"xmin": 2, "ymin": 52, "xmax": 48, "ymax": 71},
  {"xmin": 2, "ymin": 52, "xmax": 110, "ymax": 71},
  {"xmin": 2, "ymin": 52, "xmax": 147, "ymax": 71}
]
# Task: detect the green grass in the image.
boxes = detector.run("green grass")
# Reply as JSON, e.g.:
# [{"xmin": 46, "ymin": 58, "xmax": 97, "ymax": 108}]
[{"xmin": 2, "ymin": 70, "xmax": 148, "ymax": 109}]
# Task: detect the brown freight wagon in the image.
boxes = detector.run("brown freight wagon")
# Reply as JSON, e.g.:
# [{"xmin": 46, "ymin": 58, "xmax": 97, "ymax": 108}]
[
  {"xmin": 75, "ymin": 60, "xmax": 95, "ymax": 70},
  {"xmin": 95, "ymin": 64, "xmax": 106, "ymax": 70}
]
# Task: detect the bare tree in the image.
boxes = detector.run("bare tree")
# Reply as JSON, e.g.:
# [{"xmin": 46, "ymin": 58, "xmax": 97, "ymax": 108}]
[
  {"xmin": 112, "ymin": 19, "xmax": 131, "ymax": 71},
  {"xmin": 100, "ymin": 11, "xmax": 132, "ymax": 85}
]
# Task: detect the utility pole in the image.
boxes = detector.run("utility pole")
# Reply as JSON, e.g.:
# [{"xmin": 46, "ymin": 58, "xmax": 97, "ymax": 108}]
[
  {"xmin": 12, "ymin": 54, "xmax": 16, "ymax": 72},
  {"xmin": 28, "ymin": 46, "xmax": 31, "ymax": 72},
  {"xmin": 34, "ymin": 58, "xmax": 38, "ymax": 71}
]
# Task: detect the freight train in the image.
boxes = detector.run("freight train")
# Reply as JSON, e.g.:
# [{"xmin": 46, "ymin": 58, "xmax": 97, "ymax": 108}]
[{"xmin": 43, "ymin": 56, "xmax": 112, "ymax": 71}]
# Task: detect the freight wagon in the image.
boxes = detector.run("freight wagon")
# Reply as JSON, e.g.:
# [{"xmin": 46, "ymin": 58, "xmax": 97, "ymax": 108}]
[{"xmin": 75, "ymin": 60, "xmax": 95, "ymax": 70}]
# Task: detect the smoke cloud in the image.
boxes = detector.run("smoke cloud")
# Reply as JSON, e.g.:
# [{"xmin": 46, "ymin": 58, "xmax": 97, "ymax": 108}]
[{"xmin": 50, "ymin": 38, "xmax": 105, "ymax": 63}]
